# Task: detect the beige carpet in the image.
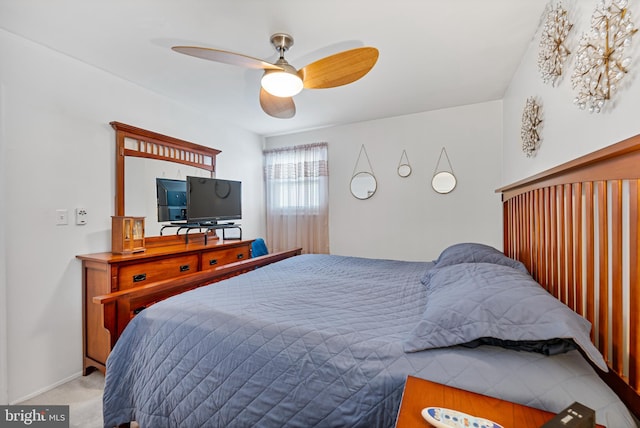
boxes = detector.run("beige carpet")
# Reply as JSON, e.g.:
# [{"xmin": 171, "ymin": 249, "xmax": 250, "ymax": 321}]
[{"xmin": 18, "ymin": 371, "xmax": 106, "ymax": 428}]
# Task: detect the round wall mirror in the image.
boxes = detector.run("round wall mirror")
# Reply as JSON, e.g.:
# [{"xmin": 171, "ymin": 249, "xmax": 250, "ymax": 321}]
[
  {"xmin": 397, "ymin": 164, "xmax": 412, "ymax": 178},
  {"xmin": 432, "ymin": 171, "xmax": 457, "ymax": 194},
  {"xmin": 350, "ymin": 172, "xmax": 377, "ymax": 199}
]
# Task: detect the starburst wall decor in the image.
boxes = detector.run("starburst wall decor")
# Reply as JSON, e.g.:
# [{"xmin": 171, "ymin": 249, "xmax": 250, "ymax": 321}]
[
  {"xmin": 538, "ymin": 2, "xmax": 573, "ymax": 85},
  {"xmin": 521, "ymin": 97, "xmax": 543, "ymax": 157},
  {"xmin": 571, "ymin": 0, "xmax": 637, "ymax": 113}
]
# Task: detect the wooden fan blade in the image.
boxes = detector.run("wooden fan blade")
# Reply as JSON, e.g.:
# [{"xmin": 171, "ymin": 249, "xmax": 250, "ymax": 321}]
[
  {"xmin": 298, "ymin": 47, "xmax": 379, "ymax": 89},
  {"xmin": 172, "ymin": 46, "xmax": 282, "ymax": 70},
  {"xmin": 260, "ymin": 88, "xmax": 296, "ymax": 119}
]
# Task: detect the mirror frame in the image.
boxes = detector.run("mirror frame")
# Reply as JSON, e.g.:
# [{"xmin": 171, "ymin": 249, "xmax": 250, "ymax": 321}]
[
  {"xmin": 350, "ymin": 171, "xmax": 378, "ymax": 200},
  {"xmin": 111, "ymin": 121, "xmax": 221, "ymax": 222},
  {"xmin": 431, "ymin": 171, "xmax": 457, "ymax": 194},
  {"xmin": 397, "ymin": 164, "xmax": 412, "ymax": 178}
]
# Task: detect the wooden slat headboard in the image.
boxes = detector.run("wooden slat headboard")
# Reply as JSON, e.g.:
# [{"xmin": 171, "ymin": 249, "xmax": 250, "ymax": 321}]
[{"xmin": 497, "ymin": 134, "xmax": 640, "ymax": 419}]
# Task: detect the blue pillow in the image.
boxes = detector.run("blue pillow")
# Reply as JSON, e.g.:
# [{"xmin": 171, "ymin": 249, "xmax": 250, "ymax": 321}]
[
  {"xmin": 435, "ymin": 242, "xmax": 528, "ymax": 271},
  {"xmin": 404, "ymin": 262, "xmax": 607, "ymax": 371},
  {"xmin": 251, "ymin": 238, "xmax": 269, "ymax": 258},
  {"xmin": 422, "ymin": 242, "xmax": 527, "ymax": 286}
]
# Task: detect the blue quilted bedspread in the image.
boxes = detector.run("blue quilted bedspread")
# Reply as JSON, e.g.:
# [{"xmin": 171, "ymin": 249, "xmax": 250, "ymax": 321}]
[{"xmin": 103, "ymin": 254, "xmax": 635, "ymax": 427}]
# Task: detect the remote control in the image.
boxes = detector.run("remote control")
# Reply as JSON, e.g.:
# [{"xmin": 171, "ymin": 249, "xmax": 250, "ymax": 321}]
[{"xmin": 421, "ymin": 407, "xmax": 503, "ymax": 428}]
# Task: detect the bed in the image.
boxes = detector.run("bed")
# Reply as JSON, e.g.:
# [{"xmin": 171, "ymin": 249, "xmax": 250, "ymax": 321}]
[{"xmin": 103, "ymin": 134, "xmax": 640, "ymax": 427}]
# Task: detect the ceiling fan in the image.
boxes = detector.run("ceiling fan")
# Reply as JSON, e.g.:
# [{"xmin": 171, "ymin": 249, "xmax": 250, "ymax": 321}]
[{"xmin": 172, "ymin": 33, "xmax": 379, "ymax": 119}]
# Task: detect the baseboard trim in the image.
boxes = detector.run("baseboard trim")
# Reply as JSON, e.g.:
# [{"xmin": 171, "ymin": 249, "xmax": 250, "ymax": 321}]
[{"xmin": 11, "ymin": 371, "xmax": 83, "ymax": 405}]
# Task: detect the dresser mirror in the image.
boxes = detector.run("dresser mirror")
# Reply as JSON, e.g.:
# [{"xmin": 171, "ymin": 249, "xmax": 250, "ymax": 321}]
[
  {"xmin": 112, "ymin": 122, "xmax": 221, "ymax": 240},
  {"xmin": 125, "ymin": 158, "xmax": 210, "ymax": 236}
]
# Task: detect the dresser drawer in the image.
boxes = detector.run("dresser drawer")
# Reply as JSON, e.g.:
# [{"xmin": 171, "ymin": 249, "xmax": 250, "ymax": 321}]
[
  {"xmin": 201, "ymin": 245, "xmax": 250, "ymax": 270},
  {"xmin": 118, "ymin": 254, "xmax": 199, "ymax": 289}
]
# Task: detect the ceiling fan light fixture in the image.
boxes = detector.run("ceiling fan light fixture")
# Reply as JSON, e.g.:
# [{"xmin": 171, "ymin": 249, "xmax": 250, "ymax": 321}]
[
  {"xmin": 172, "ymin": 33, "xmax": 379, "ymax": 117},
  {"xmin": 261, "ymin": 69, "xmax": 303, "ymax": 98}
]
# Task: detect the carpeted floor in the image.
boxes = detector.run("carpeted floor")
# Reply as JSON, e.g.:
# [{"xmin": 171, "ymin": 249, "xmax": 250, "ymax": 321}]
[{"xmin": 18, "ymin": 371, "xmax": 106, "ymax": 428}]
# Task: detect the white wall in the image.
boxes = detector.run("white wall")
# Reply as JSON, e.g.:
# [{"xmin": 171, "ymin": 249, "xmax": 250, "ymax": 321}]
[
  {"xmin": 0, "ymin": 29, "xmax": 265, "ymax": 403},
  {"xmin": 266, "ymin": 101, "xmax": 504, "ymax": 262},
  {"xmin": 502, "ymin": 0, "xmax": 640, "ymax": 184},
  {"xmin": 0, "ymin": 81, "xmax": 8, "ymax": 405}
]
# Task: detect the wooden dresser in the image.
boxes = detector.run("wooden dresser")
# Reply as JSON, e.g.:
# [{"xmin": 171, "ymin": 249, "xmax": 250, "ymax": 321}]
[{"xmin": 77, "ymin": 236, "xmax": 253, "ymax": 374}]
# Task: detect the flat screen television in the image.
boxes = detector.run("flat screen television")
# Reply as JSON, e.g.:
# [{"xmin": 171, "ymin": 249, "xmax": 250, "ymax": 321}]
[
  {"xmin": 156, "ymin": 178, "xmax": 187, "ymax": 222},
  {"xmin": 186, "ymin": 176, "xmax": 242, "ymax": 224}
]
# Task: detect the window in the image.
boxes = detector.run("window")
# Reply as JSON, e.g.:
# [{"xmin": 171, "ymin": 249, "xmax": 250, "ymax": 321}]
[{"xmin": 263, "ymin": 143, "xmax": 329, "ymax": 254}]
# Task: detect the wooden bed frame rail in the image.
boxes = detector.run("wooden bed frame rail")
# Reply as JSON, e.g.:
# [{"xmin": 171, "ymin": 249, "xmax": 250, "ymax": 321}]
[
  {"xmin": 93, "ymin": 248, "xmax": 302, "ymax": 350},
  {"xmin": 497, "ymin": 134, "xmax": 640, "ymax": 418}
]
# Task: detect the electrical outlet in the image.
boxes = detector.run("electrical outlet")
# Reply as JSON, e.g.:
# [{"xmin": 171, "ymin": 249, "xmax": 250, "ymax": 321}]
[
  {"xmin": 56, "ymin": 209, "xmax": 68, "ymax": 225},
  {"xmin": 76, "ymin": 208, "xmax": 88, "ymax": 225}
]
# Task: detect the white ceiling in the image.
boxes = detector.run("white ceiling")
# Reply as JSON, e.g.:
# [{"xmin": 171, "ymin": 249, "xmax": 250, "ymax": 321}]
[{"xmin": 0, "ymin": 0, "xmax": 548, "ymax": 137}]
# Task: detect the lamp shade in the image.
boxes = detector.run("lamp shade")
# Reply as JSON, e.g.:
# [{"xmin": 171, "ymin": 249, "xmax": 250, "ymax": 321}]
[{"xmin": 261, "ymin": 69, "xmax": 303, "ymax": 98}]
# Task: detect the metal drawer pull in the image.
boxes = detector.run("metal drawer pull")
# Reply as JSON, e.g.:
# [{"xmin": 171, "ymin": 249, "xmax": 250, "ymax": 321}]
[
  {"xmin": 180, "ymin": 264, "xmax": 190, "ymax": 272},
  {"xmin": 209, "ymin": 259, "xmax": 218, "ymax": 266},
  {"xmin": 237, "ymin": 254, "xmax": 244, "ymax": 259},
  {"xmin": 133, "ymin": 273, "xmax": 147, "ymax": 282}
]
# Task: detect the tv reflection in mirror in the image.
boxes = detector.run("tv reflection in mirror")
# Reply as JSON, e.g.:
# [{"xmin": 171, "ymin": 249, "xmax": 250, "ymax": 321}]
[
  {"xmin": 156, "ymin": 178, "xmax": 187, "ymax": 223},
  {"xmin": 186, "ymin": 176, "xmax": 242, "ymax": 225}
]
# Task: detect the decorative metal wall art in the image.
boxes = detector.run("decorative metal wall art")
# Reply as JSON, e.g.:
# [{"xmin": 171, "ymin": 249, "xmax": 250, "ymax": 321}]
[
  {"xmin": 571, "ymin": 0, "xmax": 637, "ymax": 113},
  {"xmin": 521, "ymin": 97, "xmax": 543, "ymax": 157},
  {"xmin": 538, "ymin": 2, "xmax": 573, "ymax": 85}
]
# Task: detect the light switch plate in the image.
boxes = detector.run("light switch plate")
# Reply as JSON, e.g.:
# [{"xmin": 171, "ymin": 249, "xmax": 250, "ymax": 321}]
[{"xmin": 56, "ymin": 209, "xmax": 68, "ymax": 225}]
